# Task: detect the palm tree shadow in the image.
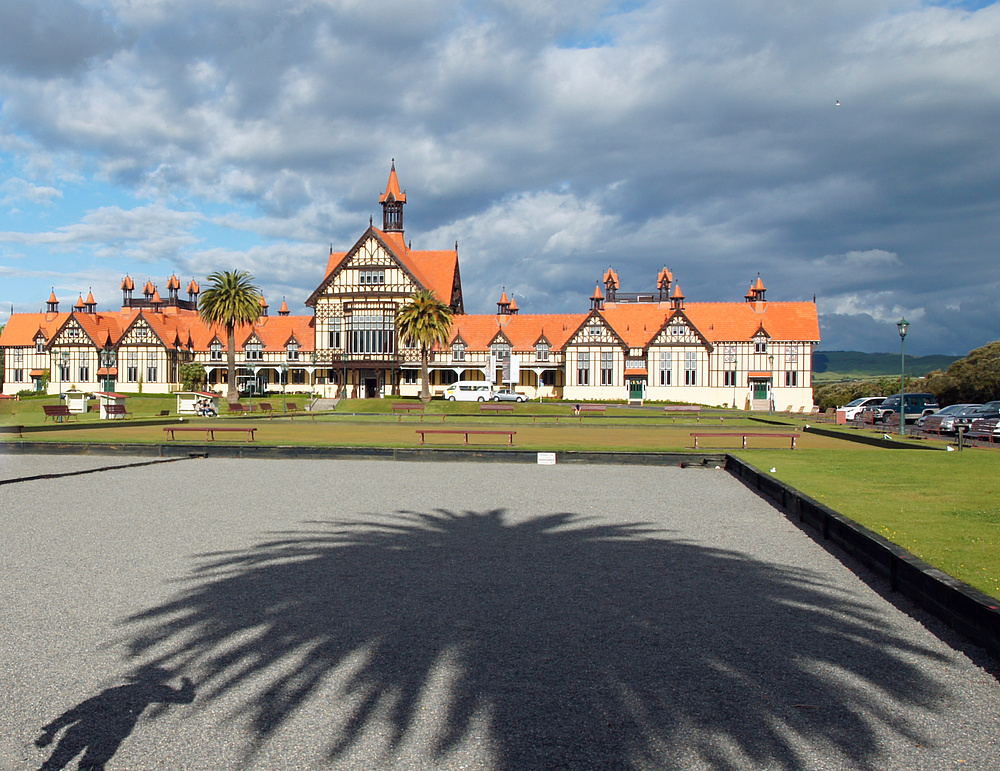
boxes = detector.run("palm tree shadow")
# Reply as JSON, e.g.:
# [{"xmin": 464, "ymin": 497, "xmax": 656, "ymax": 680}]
[
  {"xmin": 33, "ymin": 665, "xmax": 194, "ymax": 771},
  {"xmin": 125, "ymin": 508, "xmax": 950, "ymax": 769}
]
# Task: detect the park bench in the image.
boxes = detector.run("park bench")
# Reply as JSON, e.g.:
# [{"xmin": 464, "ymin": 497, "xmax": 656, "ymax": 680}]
[
  {"xmin": 415, "ymin": 429, "xmax": 516, "ymax": 446},
  {"xmin": 480, "ymin": 403, "xmax": 515, "ymax": 414},
  {"xmin": 690, "ymin": 432, "xmax": 798, "ymax": 450},
  {"xmin": 43, "ymin": 405, "xmax": 78, "ymax": 423},
  {"xmin": 163, "ymin": 426, "xmax": 257, "ymax": 442},
  {"xmin": 257, "ymin": 402, "xmax": 276, "ymax": 415},
  {"xmin": 104, "ymin": 404, "xmax": 132, "ymax": 420},
  {"xmin": 392, "ymin": 403, "xmax": 426, "ymax": 421},
  {"xmin": 965, "ymin": 418, "xmax": 1000, "ymax": 446},
  {"xmin": 918, "ymin": 415, "xmax": 947, "ymax": 436},
  {"xmin": 664, "ymin": 405, "xmax": 701, "ymax": 414},
  {"xmin": 227, "ymin": 403, "xmax": 252, "ymax": 414}
]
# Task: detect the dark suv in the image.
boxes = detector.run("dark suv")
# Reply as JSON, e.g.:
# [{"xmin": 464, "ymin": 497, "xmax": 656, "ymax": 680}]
[{"xmin": 875, "ymin": 393, "xmax": 940, "ymax": 423}]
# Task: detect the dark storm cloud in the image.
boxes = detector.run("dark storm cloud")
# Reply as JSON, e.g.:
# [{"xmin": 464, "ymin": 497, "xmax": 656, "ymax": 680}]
[{"xmin": 0, "ymin": 0, "xmax": 124, "ymax": 78}]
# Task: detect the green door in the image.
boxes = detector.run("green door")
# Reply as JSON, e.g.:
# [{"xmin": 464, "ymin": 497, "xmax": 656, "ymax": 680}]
[
  {"xmin": 753, "ymin": 380, "xmax": 769, "ymax": 400},
  {"xmin": 629, "ymin": 379, "xmax": 644, "ymax": 400}
]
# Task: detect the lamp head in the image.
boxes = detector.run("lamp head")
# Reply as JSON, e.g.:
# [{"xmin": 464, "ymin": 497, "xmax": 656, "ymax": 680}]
[{"xmin": 897, "ymin": 318, "xmax": 909, "ymax": 340}]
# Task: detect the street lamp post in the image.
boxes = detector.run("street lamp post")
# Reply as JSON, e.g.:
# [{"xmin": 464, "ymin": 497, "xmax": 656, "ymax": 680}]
[
  {"xmin": 897, "ymin": 318, "xmax": 909, "ymax": 436},
  {"xmin": 768, "ymin": 354, "xmax": 775, "ymax": 413},
  {"xmin": 59, "ymin": 351, "xmax": 69, "ymax": 399}
]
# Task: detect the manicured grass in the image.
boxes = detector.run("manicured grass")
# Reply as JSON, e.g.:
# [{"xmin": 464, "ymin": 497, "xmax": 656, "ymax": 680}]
[{"xmin": 738, "ymin": 448, "xmax": 1000, "ymax": 600}]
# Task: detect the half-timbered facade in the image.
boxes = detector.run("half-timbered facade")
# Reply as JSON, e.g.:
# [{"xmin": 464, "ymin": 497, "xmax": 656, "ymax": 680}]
[{"xmin": 1, "ymin": 165, "xmax": 819, "ymax": 409}]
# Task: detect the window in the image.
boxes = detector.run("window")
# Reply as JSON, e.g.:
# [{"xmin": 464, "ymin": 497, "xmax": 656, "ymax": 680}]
[
  {"xmin": 126, "ymin": 351, "xmax": 138, "ymax": 382},
  {"xmin": 210, "ymin": 341, "xmax": 223, "ymax": 361},
  {"xmin": 287, "ymin": 341, "xmax": 299, "ymax": 361},
  {"xmin": 577, "ymin": 351, "xmax": 590, "ymax": 385},
  {"xmin": 452, "ymin": 341, "xmax": 465, "ymax": 361},
  {"xmin": 36, "ymin": 339, "xmax": 46, "ymax": 353},
  {"xmin": 785, "ymin": 370, "xmax": 798, "ymax": 387},
  {"xmin": 79, "ymin": 364, "xmax": 90, "ymax": 381},
  {"xmin": 246, "ymin": 342, "xmax": 263, "ymax": 361},
  {"xmin": 66, "ymin": 327, "xmax": 80, "ymax": 338},
  {"xmin": 329, "ymin": 318, "xmax": 341, "ymax": 349},
  {"xmin": 659, "ymin": 351, "xmax": 672, "ymax": 386},
  {"xmin": 723, "ymin": 345, "xmax": 737, "ymax": 363},
  {"xmin": 671, "ymin": 324, "xmax": 684, "ymax": 336},
  {"xmin": 491, "ymin": 341, "xmax": 510, "ymax": 360},
  {"xmin": 600, "ymin": 351, "xmax": 614, "ymax": 386},
  {"xmin": 440, "ymin": 370, "xmax": 458, "ymax": 385},
  {"xmin": 13, "ymin": 349, "xmax": 23, "ymax": 362},
  {"xmin": 723, "ymin": 370, "xmax": 737, "ymax": 387},
  {"xmin": 541, "ymin": 370, "xmax": 557, "ymax": 386},
  {"xmin": 291, "ymin": 369, "xmax": 306, "ymax": 384},
  {"xmin": 536, "ymin": 342, "xmax": 549, "ymax": 361},
  {"xmin": 785, "ymin": 345, "xmax": 798, "ymax": 363},
  {"xmin": 754, "ymin": 339, "xmax": 767, "ymax": 354},
  {"xmin": 347, "ymin": 314, "xmax": 394, "ymax": 355},
  {"xmin": 588, "ymin": 325, "xmax": 602, "ymax": 337},
  {"xmin": 13, "ymin": 369, "xmax": 23, "ymax": 382},
  {"xmin": 684, "ymin": 351, "xmax": 697, "ymax": 385},
  {"xmin": 146, "ymin": 352, "xmax": 157, "ymax": 382},
  {"xmin": 59, "ymin": 364, "xmax": 71, "ymax": 381},
  {"xmin": 358, "ymin": 269, "xmax": 385, "ymax": 285},
  {"xmin": 135, "ymin": 326, "xmax": 147, "ymax": 338},
  {"xmin": 402, "ymin": 369, "xmax": 418, "ymax": 384}
]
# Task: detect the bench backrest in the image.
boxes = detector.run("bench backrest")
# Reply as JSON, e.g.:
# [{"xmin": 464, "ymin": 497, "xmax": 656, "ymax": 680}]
[
  {"xmin": 106, "ymin": 404, "xmax": 128, "ymax": 414},
  {"xmin": 969, "ymin": 418, "xmax": 1000, "ymax": 432},
  {"xmin": 44, "ymin": 405, "xmax": 71, "ymax": 415}
]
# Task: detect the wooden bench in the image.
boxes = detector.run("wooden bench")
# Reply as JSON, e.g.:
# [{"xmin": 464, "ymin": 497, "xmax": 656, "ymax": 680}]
[
  {"xmin": 416, "ymin": 429, "xmax": 516, "ymax": 446},
  {"xmin": 690, "ymin": 432, "xmax": 798, "ymax": 450},
  {"xmin": 480, "ymin": 403, "xmax": 515, "ymax": 414},
  {"xmin": 918, "ymin": 415, "xmax": 947, "ymax": 436},
  {"xmin": 104, "ymin": 403, "xmax": 133, "ymax": 420},
  {"xmin": 664, "ymin": 405, "xmax": 700, "ymax": 414},
  {"xmin": 392, "ymin": 403, "xmax": 426, "ymax": 421},
  {"xmin": 965, "ymin": 418, "xmax": 1000, "ymax": 446},
  {"xmin": 227, "ymin": 403, "xmax": 252, "ymax": 414},
  {"xmin": 163, "ymin": 426, "xmax": 257, "ymax": 442},
  {"xmin": 43, "ymin": 405, "xmax": 78, "ymax": 422},
  {"xmin": 257, "ymin": 401, "xmax": 276, "ymax": 414}
]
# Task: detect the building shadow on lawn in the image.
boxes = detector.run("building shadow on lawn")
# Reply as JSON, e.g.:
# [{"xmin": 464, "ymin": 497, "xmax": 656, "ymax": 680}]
[{"xmin": 124, "ymin": 509, "xmax": 950, "ymax": 770}]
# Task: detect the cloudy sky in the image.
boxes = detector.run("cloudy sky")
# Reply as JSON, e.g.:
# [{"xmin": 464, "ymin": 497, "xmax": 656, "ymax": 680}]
[{"xmin": 1, "ymin": 0, "xmax": 998, "ymax": 355}]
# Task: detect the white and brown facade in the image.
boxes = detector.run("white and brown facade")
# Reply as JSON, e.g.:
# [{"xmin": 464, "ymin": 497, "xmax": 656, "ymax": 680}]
[{"xmin": 1, "ymin": 166, "xmax": 819, "ymax": 409}]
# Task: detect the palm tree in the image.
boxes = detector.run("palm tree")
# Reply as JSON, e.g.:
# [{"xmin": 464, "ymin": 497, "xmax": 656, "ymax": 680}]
[
  {"xmin": 396, "ymin": 290, "xmax": 454, "ymax": 402},
  {"xmin": 198, "ymin": 270, "xmax": 262, "ymax": 404}
]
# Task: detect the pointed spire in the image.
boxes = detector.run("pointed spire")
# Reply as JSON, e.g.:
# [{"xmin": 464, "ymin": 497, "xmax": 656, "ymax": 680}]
[
  {"xmin": 74, "ymin": 294, "xmax": 85, "ymax": 310},
  {"xmin": 508, "ymin": 297, "xmax": 518, "ymax": 314},
  {"xmin": 46, "ymin": 290, "xmax": 59, "ymax": 314},
  {"xmin": 187, "ymin": 278, "xmax": 200, "ymax": 296},
  {"xmin": 380, "ymin": 160, "xmax": 405, "ymax": 232},
  {"xmin": 120, "ymin": 275, "xmax": 134, "ymax": 291},
  {"xmin": 591, "ymin": 283, "xmax": 604, "ymax": 311},
  {"xmin": 278, "ymin": 297, "xmax": 290, "ymax": 316},
  {"xmin": 380, "ymin": 158, "xmax": 406, "ymax": 204}
]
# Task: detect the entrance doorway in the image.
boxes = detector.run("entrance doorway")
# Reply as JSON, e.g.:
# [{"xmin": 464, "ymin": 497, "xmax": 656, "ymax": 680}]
[
  {"xmin": 364, "ymin": 377, "xmax": 379, "ymax": 398},
  {"xmin": 752, "ymin": 380, "xmax": 769, "ymax": 400},
  {"xmin": 629, "ymin": 379, "xmax": 644, "ymax": 400}
]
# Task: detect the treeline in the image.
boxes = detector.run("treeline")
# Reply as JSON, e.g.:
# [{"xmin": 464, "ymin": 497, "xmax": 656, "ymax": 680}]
[{"xmin": 813, "ymin": 340, "xmax": 1000, "ymax": 410}]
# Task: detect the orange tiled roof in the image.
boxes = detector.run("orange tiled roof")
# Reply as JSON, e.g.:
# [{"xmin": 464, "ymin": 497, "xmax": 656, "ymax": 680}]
[
  {"xmin": 379, "ymin": 161, "xmax": 406, "ymax": 204},
  {"xmin": 446, "ymin": 313, "xmax": 589, "ymax": 351}
]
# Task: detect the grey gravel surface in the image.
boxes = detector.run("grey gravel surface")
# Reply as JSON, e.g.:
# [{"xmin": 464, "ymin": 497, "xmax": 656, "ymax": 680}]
[
  {"xmin": 0, "ymin": 452, "xmax": 169, "ymax": 482},
  {"xmin": 1, "ymin": 455, "xmax": 998, "ymax": 771}
]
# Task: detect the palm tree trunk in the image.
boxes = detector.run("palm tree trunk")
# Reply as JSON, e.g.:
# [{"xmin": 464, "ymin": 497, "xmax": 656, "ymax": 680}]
[
  {"xmin": 420, "ymin": 345, "xmax": 430, "ymax": 402},
  {"xmin": 226, "ymin": 323, "xmax": 238, "ymax": 404}
]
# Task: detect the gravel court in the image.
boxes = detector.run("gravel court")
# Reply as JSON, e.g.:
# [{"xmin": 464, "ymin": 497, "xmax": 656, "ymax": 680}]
[
  {"xmin": 1, "ymin": 455, "xmax": 997, "ymax": 771},
  {"xmin": 0, "ymin": 451, "xmax": 172, "ymax": 482}
]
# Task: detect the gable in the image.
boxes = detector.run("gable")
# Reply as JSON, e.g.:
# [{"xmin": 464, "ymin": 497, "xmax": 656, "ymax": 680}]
[
  {"xmin": 566, "ymin": 312, "xmax": 625, "ymax": 348},
  {"xmin": 306, "ymin": 229, "xmax": 425, "ymax": 306},
  {"xmin": 649, "ymin": 311, "xmax": 713, "ymax": 352}
]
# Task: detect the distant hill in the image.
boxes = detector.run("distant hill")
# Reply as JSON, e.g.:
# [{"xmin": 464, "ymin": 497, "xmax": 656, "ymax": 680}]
[{"xmin": 812, "ymin": 350, "xmax": 962, "ymax": 382}]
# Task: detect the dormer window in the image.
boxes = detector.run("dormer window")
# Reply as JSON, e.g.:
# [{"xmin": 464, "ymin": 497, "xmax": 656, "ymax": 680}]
[
  {"xmin": 588, "ymin": 325, "xmax": 601, "ymax": 336},
  {"xmin": 491, "ymin": 341, "xmax": 510, "ymax": 360},
  {"xmin": 287, "ymin": 341, "xmax": 299, "ymax": 361},
  {"xmin": 210, "ymin": 341, "xmax": 223, "ymax": 361},
  {"xmin": 66, "ymin": 327, "xmax": 80, "ymax": 339},
  {"xmin": 754, "ymin": 339, "xmax": 768, "ymax": 354},
  {"xmin": 671, "ymin": 324, "xmax": 684, "ymax": 336},
  {"xmin": 246, "ymin": 342, "xmax": 263, "ymax": 361},
  {"xmin": 536, "ymin": 342, "xmax": 549, "ymax": 361},
  {"xmin": 135, "ymin": 327, "xmax": 148, "ymax": 338},
  {"xmin": 452, "ymin": 341, "xmax": 466, "ymax": 361},
  {"xmin": 36, "ymin": 339, "xmax": 46, "ymax": 353}
]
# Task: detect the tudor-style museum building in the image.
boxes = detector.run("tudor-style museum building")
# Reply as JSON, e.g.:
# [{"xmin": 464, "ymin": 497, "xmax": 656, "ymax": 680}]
[{"xmin": 1, "ymin": 165, "xmax": 820, "ymax": 410}]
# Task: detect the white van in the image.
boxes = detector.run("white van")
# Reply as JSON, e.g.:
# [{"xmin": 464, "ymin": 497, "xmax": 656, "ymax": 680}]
[{"xmin": 443, "ymin": 383, "xmax": 494, "ymax": 402}]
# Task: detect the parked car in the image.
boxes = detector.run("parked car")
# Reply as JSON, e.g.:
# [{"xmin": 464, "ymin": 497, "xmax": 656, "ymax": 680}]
[
  {"xmin": 953, "ymin": 401, "xmax": 1000, "ymax": 431},
  {"xmin": 492, "ymin": 388, "xmax": 528, "ymax": 402},
  {"xmin": 442, "ymin": 383, "xmax": 493, "ymax": 402},
  {"xmin": 875, "ymin": 393, "xmax": 940, "ymax": 423},
  {"xmin": 840, "ymin": 397, "xmax": 885, "ymax": 421},
  {"xmin": 916, "ymin": 403, "xmax": 980, "ymax": 433}
]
